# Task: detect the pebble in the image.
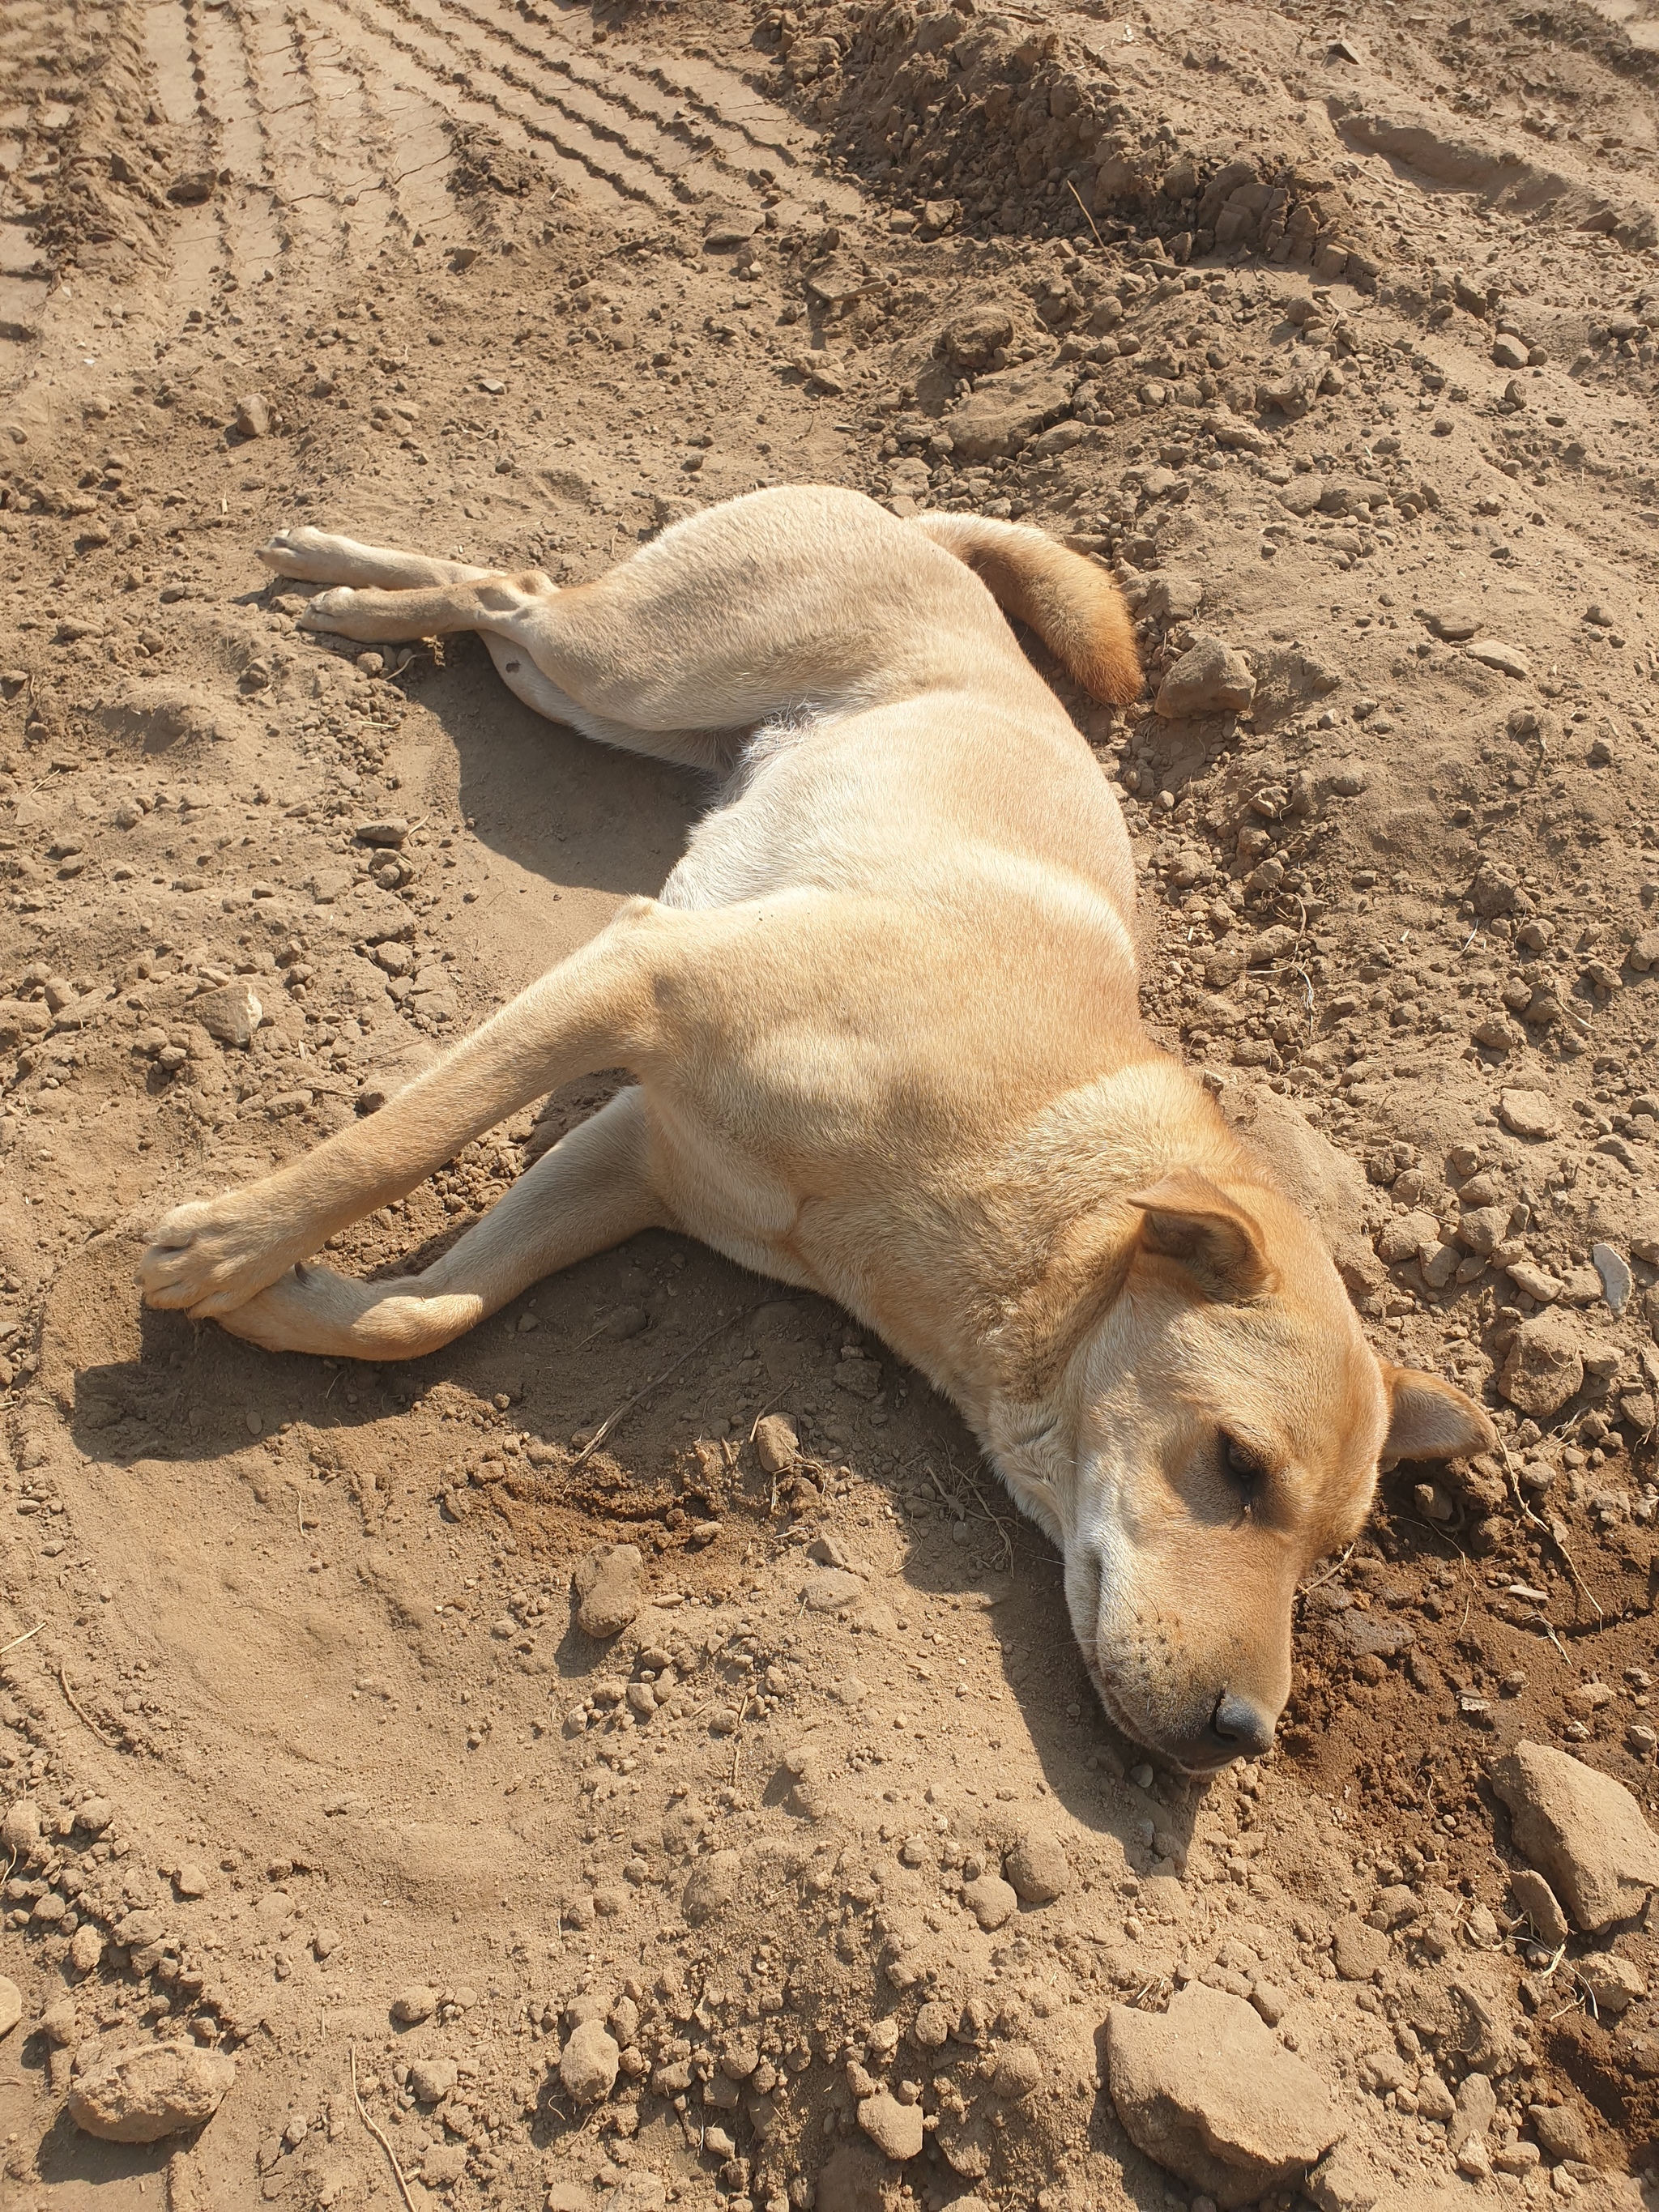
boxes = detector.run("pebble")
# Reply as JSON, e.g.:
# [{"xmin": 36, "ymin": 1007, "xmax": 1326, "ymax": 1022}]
[
  {"xmin": 74, "ymin": 1796, "xmax": 113, "ymax": 1835},
  {"xmin": 1576, "ymin": 1952, "xmax": 1647, "ymax": 2014},
  {"xmin": 858, "ymin": 2087, "xmax": 925, "ymax": 2160},
  {"xmin": 560, "ymin": 2018, "xmax": 620, "ymax": 2101},
  {"xmin": 1154, "ymin": 636, "xmax": 1255, "ymax": 720},
  {"xmin": 939, "ymin": 305, "xmax": 1014, "ymax": 370},
  {"xmin": 1509, "ymin": 1869, "xmax": 1569, "ymax": 1945},
  {"xmin": 574, "ymin": 1544, "xmax": 643, "ymax": 1637},
  {"xmin": 391, "ymin": 1983, "xmax": 439, "ymax": 2024},
  {"xmin": 1465, "ymin": 639, "xmax": 1530, "ymax": 678},
  {"xmin": 1498, "ymin": 1311, "xmax": 1584, "ymax": 1417},
  {"xmin": 1004, "ymin": 1826, "xmax": 1071, "ymax": 1904},
  {"xmin": 2, "ymin": 1797, "xmax": 41, "ymax": 1851},
  {"xmin": 66, "ymin": 2039, "xmax": 236, "ymax": 2142},
  {"xmin": 68, "ymin": 1924, "xmax": 105, "ymax": 1974},
  {"xmin": 234, "ymin": 394, "xmax": 271, "ymax": 439},
  {"xmin": 1498, "ymin": 1088, "xmax": 1558, "ymax": 1140},
  {"xmin": 410, "ymin": 2056, "xmax": 458, "ymax": 2103},
  {"xmin": 991, "ymin": 2044, "xmax": 1043, "ymax": 2099},
  {"xmin": 681, "ymin": 1848, "xmax": 741, "ymax": 1927},
  {"xmin": 1331, "ymin": 1919, "xmax": 1388, "ymax": 1980},
  {"xmin": 1591, "ymin": 1242, "xmax": 1632, "ymax": 1314},
  {"xmin": 174, "ymin": 1862, "xmax": 209, "ymax": 1899},
  {"xmin": 962, "ymin": 1873, "xmax": 1018, "ymax": 1930},
  {"xmin": 356, "ymin": 818, "xmax": 410, "ymax": 849},
  {"xmin": 753, "ymin": 1412, "xmax": 800, "ymax": 1474},
  {"xmin": 0, "ymin": 1976, "xmax": 21, "ymax": 2039},
  {"xmin": 1493, "ymin": 1741, "xmax": 1659, "ymax": 1930},
  {"xmin": 1107, "ymin": 1985, "xmax": 1341, "ymax": 2206},
  {"xmin": 802, "ymin": 1567, "xmax": 865, "ymax": 1612}
]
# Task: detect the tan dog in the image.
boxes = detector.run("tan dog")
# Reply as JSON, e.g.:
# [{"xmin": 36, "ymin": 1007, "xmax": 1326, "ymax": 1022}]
[{"xmin": 138, "ymin": 485, "xmax": 1491, "ymax": 1771}]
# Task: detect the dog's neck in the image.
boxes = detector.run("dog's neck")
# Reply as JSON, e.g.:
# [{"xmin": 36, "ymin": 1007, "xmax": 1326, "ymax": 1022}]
[{"xmin": 852, "ymin": 1053, "xmax": 1261, "ymax": 1488}]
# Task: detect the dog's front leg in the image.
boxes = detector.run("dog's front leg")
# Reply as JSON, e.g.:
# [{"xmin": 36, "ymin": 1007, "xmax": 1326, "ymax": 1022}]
[
  {"xmin": 136, "ymin": 900, "xmax": 670, "ymax": 1321},
  {"xmin": 214, "ymin": 1090, "xmax": 659, "ymax": 1358}
]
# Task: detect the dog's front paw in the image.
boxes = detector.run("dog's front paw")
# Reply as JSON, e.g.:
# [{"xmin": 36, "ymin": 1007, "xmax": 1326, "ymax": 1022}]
[
  {"xmin": 296, "ymin": 586, "xmax": 362, "ymax": 634},
  {"xmin": 259, "ymin": 526, "xmax": 352, "ymax": 582},
  {"xmin": 136, "ymin": 1194, "xmax": 295, "ymax": 1318}
]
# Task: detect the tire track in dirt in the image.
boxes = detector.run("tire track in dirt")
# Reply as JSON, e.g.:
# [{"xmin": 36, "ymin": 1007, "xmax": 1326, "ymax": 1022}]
[{"xmin": 138, "ymin": 0, "xmax": 228, "ymax": 311}]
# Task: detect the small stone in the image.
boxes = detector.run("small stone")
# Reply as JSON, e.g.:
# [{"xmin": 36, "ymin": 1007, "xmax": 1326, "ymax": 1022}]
[
  {"xmin": 1492, "ymin": 335, "xmax": 1529, "ymax": 370},
  {"xmin": 802, "ymin": 1567, "xmax": 864, "ymax": 1612},
  {"xmin": 1154, "ymin": 636, "xmax": 1255, "ymax": 719},
  {"xmin": 913, "ymin": 2001, "xmax": 951, "ymax": 2048},
  {"xmin": 68, "ymin": 1924, "xmax": 105, "ymax": 1975},
  {"xmin": 962, "ymin": 1873, "xmax": 1018, "ymax": 1930},
  {"xmin": 1331, "ymin": 1920, "xmax": 1388, "ymax": 1980},
  {"xmin": 1426, "ymin": 607, "xmax": 1479, "ymax": 641},
  {"xmin": 173, "ymin": 1862, "xmax": 209, "ymax": 1899},
  {"xmin": 1511, "ymin": 1869, "xmax": 1570, "ymax": 1945},
  {"xmin": 1005, "ymin": 1826, "xmax": 1071, "ymax": 1904},
  {"xmin": 1249, "ymin": 1981, "xmax": 1289, "ymax": 2027},
  {"xmin": 1498, "ymin": 1311, "xmax": 1585, "ymax": 1418},
  {"xmin": 355, "ymin": 818, "xmax": 410, "ymax": 849},
  {"xmin": 992, "ymin": 2044, "xmax": 1043, "ymax": 2099},
  {"xmin": 1576, "ymin": 1951, "xmax": 1647, "ymax": 2014},
  {"xmin": 391, "ymin": 1984, "xmax": 439, "ymax": 2024},
  {"xmin": 560, "ymin": 2017, "xmax": 620, "ymax": 2101},
  {"xmin": 1493, "ymin": 1741, "xmax": 1659, "ymax": 1930},
  {"xmin": 939, "ymin": 305, "xmax": 1014, "ymax": 371},
  {"xmin": 1465, "ymin": 639, "xmax": 1530, "ymax": 679},
  {"xmin": 73, "ymin": 1796, "xmax": 113, "ymax": 1835},
  {"xmin": 858, "ymin": 2088, "xmax": 925, "ymax": 2159},
  {"xmin": 234, "ymin": 394, "xmax": 271, "ymax": 439},
  {"xmin": 1629, "ymin": 930, "xmax": 1659, "ymax": 974},
  {"xmin": 2, "ymin": 1798, "xmax": 41, "ymax": 1851},
  {"xmin": 373, "ymin": 941, "xmax": 413, "ymax": 978},
  {"xmin": 1499, "ymin": 1089, "xmax": 1559, "ymax": 1140},
  {"xmin": 66, "ymin": 2039, "xmax": 235, "ymax": 2142},
  {"xmin": 681, "ymin": 1848, "xmax": 741, "ymax": 1927},
  {"xmin": 1530, "ymin": 2103, "xmax": 1594, "ymax": 2163},
  {"xmin": 1449, "ymin": 2069, "xmax": 1497, "ymax": 2153},
  {"xmin": 312, "ymin": 1926, "xmax": 339, "ymax": 1959},
  {"xmin": 1107, "ymin": 1985, "xmax": 1342, "ymax": 2207},
  {"xmin": 1592, "ymin": 1242, "xmax": 1632, "ymax": 1315},
  {"xmin": 702, "ymin": 208, "xmax": 759, "ymax": 250},
  {"xmin": 410, "ymin": 2055, "xmax": 458, "ymax": 2103},
  {"xmin": 574, "ymin": 1543, "xmax": 642, "ymax": 1638},
  {"xmin": 753, "ymin": 1413, "xmax": 800, "ymax": 1474},
  {"xmin": 0, "ymin": 1977, "xmax": 21, "ymax": 2039}
]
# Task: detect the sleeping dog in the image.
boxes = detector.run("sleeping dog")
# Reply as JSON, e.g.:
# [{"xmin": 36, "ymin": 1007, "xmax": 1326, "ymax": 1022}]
[{"xmin": 138, "ymin": 485, "xmax": 1491, "ymax": 1770}]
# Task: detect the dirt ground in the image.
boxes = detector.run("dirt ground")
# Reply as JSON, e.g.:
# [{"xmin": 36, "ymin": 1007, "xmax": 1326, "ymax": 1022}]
[{"xmin": 3, "ymin": 1, "xmax": 1659, "ymax": 2207}]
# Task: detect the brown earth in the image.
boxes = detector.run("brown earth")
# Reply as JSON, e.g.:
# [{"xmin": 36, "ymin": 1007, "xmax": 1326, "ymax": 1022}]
[{"xmin": 3, "ymin": 2, "xmax": 1659, "ymax": 2209}]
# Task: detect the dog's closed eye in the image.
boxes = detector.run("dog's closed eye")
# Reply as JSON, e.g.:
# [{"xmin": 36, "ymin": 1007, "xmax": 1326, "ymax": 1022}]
[{"xmin": 1220, "ymin": 1433, "xmax": 1267, "ymax": 1510}]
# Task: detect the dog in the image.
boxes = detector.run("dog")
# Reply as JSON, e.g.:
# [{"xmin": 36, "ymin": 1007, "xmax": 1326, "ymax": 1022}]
[{"xmin": 138, "ymin": 484, "xmax": 1492, "ymax": 1771}]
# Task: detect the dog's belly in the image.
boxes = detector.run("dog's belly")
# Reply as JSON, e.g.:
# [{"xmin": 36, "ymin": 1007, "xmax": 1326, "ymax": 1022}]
[{"xmin": 643, "ymin": 1095, "xmax": 824, "ymax": 1292}]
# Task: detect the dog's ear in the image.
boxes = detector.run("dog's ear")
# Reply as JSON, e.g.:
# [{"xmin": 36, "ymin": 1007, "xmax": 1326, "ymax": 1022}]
[
  {"xmin": 1379, "ymin": 1362, "xmax": 1495, "ymax": 1467},
  {"xmin": 1126, "ymin": 1171, "xmax": 1271, "ymax": 1301}
]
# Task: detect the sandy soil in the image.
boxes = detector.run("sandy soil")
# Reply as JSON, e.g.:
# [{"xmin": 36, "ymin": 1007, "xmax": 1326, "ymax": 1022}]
[{"xmin": 2, "ymin": 2, "xmax": 1659, "ymax": 2208}]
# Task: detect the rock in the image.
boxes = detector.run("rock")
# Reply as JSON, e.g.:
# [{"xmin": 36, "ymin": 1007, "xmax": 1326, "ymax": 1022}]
[
  {"xmin": 574, "ymin": 1544, "xmax": 642, "ymax": 1638},
  {"xmin": 0, "ymin": 1976, "xmax": 20, "ymax": 2039},
  {"xmin": 1377, "ymin": 1210, "xmax": 1439, "ymax": 1264},
  {"xmin": 818, "ymin": 2142, "xmax": 893, "ymax": 2212},
  {"xmin": 1332, "ymin": 1919, "xmax": 1389, "ymax": 1980},
  {"xmin": 1107, "ymin": 1985, "xmax": 1344, "ymax": 2208},
  {"xmin": 1450, "ymin": 2069, "xmax": 1497, "ymax": 2153},
  {"xmin": 1530, "ymin": 2103, "xmax": 1594, "ymax": 2162},
  {"xmin": 1154, "ymin": 636, "xmax": 1255, "ymax": 719},
  {"xmin": 1141, "ymin": 570, "xmax": 1205, "ymax": 622},
  {"xmin": 1304, "ymin": 2139, "xmax": 1387, "ymax": 2212},
  {"xmin": 1576, "ymin": 1951, "xmax": 1647, "ymax": 2014},
  {"xmin": 1493, "ymin": 1742, "xmax": 1659, "ymax": 1930},
  {"xmin": 1498, "ymin": 1311, "xmax": 1584, "ymax": 1417},
  {"xmin": 1629, "ymin": 930, "xmax": 1659, "ymax": 974},
  {"xmin": 802, "ymin": 1567, "xmax": 865, "ymax": 1612},
  {"xmin": 1492, "ymin": 335, "xmax": 1529, "ymax": 370},
  {"xmin": 234, "ymin": 394, "xmax": 271, "ymax": 439},
  {"xmin": 1592, "ymin": 1242, "xmax": 1632, "ymax": 1314},
  {"xmin": 167, "ymin": 169, "xmax": 217, "ymax": 204},
  {"xmin": 1511, "ymin": 1869, "xmax": 1570, "ymax": 1945},
  {"xmin": 73, "ymin": 1796, "xmax": 113, "ymax": 1835},
  {"xmin": 355, "ymin": 818, "xmax": 410, "ymax": 849},
  {"xmin": 753, "ymin": 1413, "xmax": 800, "ymax": 1473},
  {"xmin": 1465, "ymin": 639, "xmax": 1530, "ymax": 679},
  {"xmin": 2, "ymin": 1798, "xmax": 41, "ymax": 1851},
  {"xmin": 991, "ymin": 2044, "xmax": 1043, "ymax": 2099},
  {"xmin": 373, "ymin": 941, "xmax": 413, "ymax": 977},
  {"xmin": 173, "ymin": 1862, "xmax": 209, "ymax": 1899},
  {"xmin": 560, "ymin": 2018, "xmax": 620, "ymax": 2101},
  {"xmin": 1427, "ymin": 606, "xmax": 1480, "ymax": 641},
  {"xmin": 1499, "ymin": 1089, "xmax": 1559, "ymax": 1140},
  {"xmin": 858, "ymin": 2088, "xmax": 925, "ymax": 2160},
  {"xmin": 68, "ymin": 1924, "xmax": 105, "ymax": 1974},
  {"xmin": 410, "ymin": 2056, "xmax": 458, "ymax": 2103},
  {"xmin": 391, "ymin": 1984, "xmax": 439, "ymax": 2024},
  {"xmin": 682, "ymin": 1848, "xmax": 741, "ymax": 1927},
  {"xmin": 703, "ymin": 208, "xmax": 759, "ymax": 249},
  {"xmin": 1005, "ymin": 1826, "xmax": 1071, "ymax": 1904},
  {"xmin": 913, "ymin": 2001, "xmax": 952, "ymax": 2048},
  {"xmin": 962, "ymin": 1873, "xmax": 1018, "ymax": 1930},
  {"xmin": 66, "ymin": 2039, "xmax": 235, "ymax": 2142},
  {"xmin": 948, "ymin": 364, "xmax": 1073, "ymax": 462},
  {"xmin": 939, "ymin": 305, "xmax": 1015, "ymax": 371}
]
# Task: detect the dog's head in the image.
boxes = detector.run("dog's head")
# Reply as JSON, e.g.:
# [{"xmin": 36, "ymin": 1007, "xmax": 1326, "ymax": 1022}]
[{"xmin": 1006, "ymin": 1168, "xmax": 1492, "ymax": 1773}]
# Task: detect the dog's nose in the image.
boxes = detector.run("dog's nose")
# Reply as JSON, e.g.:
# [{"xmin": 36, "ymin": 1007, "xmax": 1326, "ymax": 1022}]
[{"xmin": 1208, "ymin": 1690, "xmax": 1276, "ymax": 1761}]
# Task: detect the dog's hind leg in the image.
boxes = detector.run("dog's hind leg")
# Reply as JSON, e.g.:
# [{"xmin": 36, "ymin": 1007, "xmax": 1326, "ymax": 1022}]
[
  {"xmin": 137, "ymin": 897, "xmax": 682, "ymax": 1323},
  {"xmin": 211, "ymin": 1090, "xmax": 659, "ymax": 1359}
]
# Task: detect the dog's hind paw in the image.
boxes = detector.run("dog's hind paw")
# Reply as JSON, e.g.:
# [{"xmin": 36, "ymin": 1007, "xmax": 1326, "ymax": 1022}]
[{"xmin": 258, "ymin": 526, "xmax": 358, "ymax": 582}]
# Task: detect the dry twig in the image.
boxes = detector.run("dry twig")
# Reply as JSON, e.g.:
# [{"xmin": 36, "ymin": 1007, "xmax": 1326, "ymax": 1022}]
[
  {"xmin": 58, "ymin": 1663, "xmax": 115, "ymax": 1745},
  {"xmin": 351, "ymin": 2046, "xmax": 419, "ymax": 2212}
]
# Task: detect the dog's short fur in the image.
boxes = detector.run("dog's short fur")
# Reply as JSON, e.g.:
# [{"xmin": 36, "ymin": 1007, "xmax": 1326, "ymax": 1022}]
[{"xmin": 139, "ymin": 486, "xmax": 1491, "ymax": 1771}]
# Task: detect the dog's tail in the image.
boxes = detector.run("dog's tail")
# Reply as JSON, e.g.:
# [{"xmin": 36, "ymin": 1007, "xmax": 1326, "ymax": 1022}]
[{"xmin": 916, "ymin": 511, "xmax": 1143, "ymax": 705}]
